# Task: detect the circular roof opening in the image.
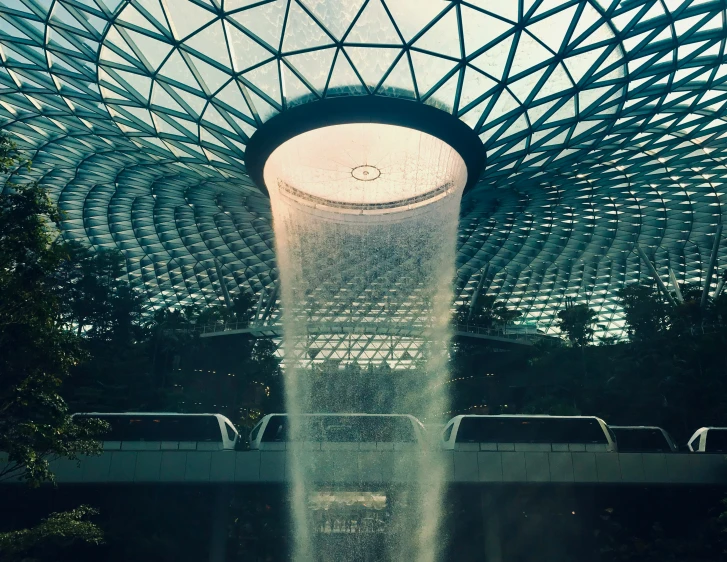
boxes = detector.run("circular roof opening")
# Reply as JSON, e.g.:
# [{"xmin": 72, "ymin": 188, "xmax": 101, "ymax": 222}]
[
  {"xmin": 263, "ymin": 123, "xmax": 467, "ymax": 212},
  {"xmin": 246, "ymin": 97, "xmax": 486, "ymax": 199}
]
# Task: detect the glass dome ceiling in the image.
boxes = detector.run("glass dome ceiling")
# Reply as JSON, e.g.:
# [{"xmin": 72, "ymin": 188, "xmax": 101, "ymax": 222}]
[{"xmin": 0, "ymin": 0, "xmax": 726, "ymax": 340}]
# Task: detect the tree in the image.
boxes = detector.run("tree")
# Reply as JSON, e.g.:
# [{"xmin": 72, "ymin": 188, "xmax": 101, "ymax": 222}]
[
  {"xmin": 0, "ymin": 132, "xmax": 104, "ymax": 485},
  {"xmin": 617, "ymin": 284, "xmax": 671, "ymax": 342},
  {"xmin": 557, "ymin": 300, "xmax": 597, "ymax": 347},
  {"xmin": 455, "ymin": 294, "xmax": 521, "ymax": 329},
  {"xmin": 0, "ymin": 506, "xmax": 103, "ymax": 562}
]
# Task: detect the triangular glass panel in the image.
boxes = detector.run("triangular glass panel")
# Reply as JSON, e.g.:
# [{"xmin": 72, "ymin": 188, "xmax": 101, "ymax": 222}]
[
  {"xmin": 303, "ymin": 0, "xmax": 365, "ymax": 41},
  {"xmin": 229, "ymin": 0, "xmax": 287, "ymax": 50},
  {"xmin": 281, "ymin": 64, "xmax": 316, "ymax": 107},
  {"xmin": 410, "ymin": 50, "xmax": 458, "ymax": 97},
  {"xmin": 564, "ymin": 45, "xmax": 606, "ymax": 84},
  {"xmin": 285, "ymin": 47, "xmax": 337, "ymax": 94},
  {"xmin": 413, "ymin": 8, "xmax": 460, "ymax": 58},
  {"xmin": 426, "ymin": 68, "xmax": 459, "ymax": 112},
  {"xmin": 117, "ymin": 4, "xmax": 161, "ymax": 34},
  {"xmin": 526, "ymin": 4, "xmax": 577, "ymax": 53},
  {"xmin": 158, "ymin": 49, "xmax": 199, "ymax": 88},
  {"xmin": 115, "ymin": 68, "xmax": 152, "ymax": 101},
  {"xmin": 534, "ymin": 63, "xmax": 573, "ymax": 101},
  {"xmin": 508, "ymin": 66, "xmax": 547, "ymax": 103},
  {"xmin": 243, "ymin": 60, "xmax": 281, "ymax": 105},
  {"xmin": 164, "ymin": 0, "xmax": 216, "ymax": 40},
  {"xmin": 509, "ymin": 31, "xmax": 552, "ymax": 78},
  {"xmin": 224, "ymin": 0, "xmax": 263, "ymax": 11},
  {"xmin": 378, "ymin": 53, "xmax": 416, "ymax": 99},
  {"xmin": 571, "ymin": 3, "xmax": 603, "ymax": 44},
  {"xmin": 151, "ymin": 82, "xmax": 186, "ymax": 114},
  {"xmin": 214, "ymin": 80, "xmax": 254, "ymax": 119},
  {"xmin": 224, "ymin": 20, "xmax": 273, "ymax": 73},
  {"xmin": 282, "ymin": 1, "xmax": 334, "ymax": 52},
  {"xmin": 382, "ymin": 0, "xmax": 448, "ymax": 42},
  {"xmin": 579, "ymin": 85, "xmax": 612, "ymax": 112},
  {"xmin": 345, "ymin": 46, "xmax": 400, "ymax": 90},
  {"xmin": 462, "ymin": 5, "xmax": 514, "ymax": 56},
  {"xmin": 345, "ymin": 0, "xmax": 401, "ymax": 45},
  {"xmin": 188, "ymin": 54, "xmax": 232, "ymax": 94},
  {"xmin": 467, "ymin": 0, "xmax": 518, "ymax": 23},
  {"xmin": 202, "ymin": 104, "xmax": 234, "ymax": 132},
  {"xmin": 326, "ymin": 50, "xmax": 366, "ymax": 95},
  {"xmin": 170, "ymin": 84, "xmax": 208, "ymax": 117},
  {"xmin": 136, "ymin": 0, "xmax": 168, "ymax": 30},
  {"xmin": 184, "ymin": 20, "xmax": 232, "ymax": 71},
  {"xmin": 470, "ymin": 35, "xmax": 514, "ymax": 82},
  {"xmin": 459, "ymin": 65, "xmax": 497, "ymax": 109},
  {"xmin": 125, "ymin": 28, "xmax": 174, "ymax": 70},
  {"xmin": 527, "ymin": 98, "xmax": 558, "ymax": 125},
  {"xmin": 483, "ymin": 89, "xmax": 520, "ymax": 127}
]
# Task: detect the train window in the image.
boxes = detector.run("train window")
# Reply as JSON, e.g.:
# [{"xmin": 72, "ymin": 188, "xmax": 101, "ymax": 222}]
[
  {"xmin": 249, "ymin": 420, "xmax": 263, "ymax": 443},
  {"xmin": 442, "ymin": 424, "xmax": 454, "ymax": 442},
  {"xmin": 612, "ymin": 428, "xmax": 671, "ymax": 453},
  {"xmin": 159, "ymin": 416, "xmax": 221, "ymax": 442},
  {"xmin": 261, "ymin": 416, "xmax": 416, "ymax": 442},
  {"xmin": 224, "ymin": 422, "xmax": 237, "ymax": 442},
  {"xmin": 457, "ymin": 417, "xmax": 607, "ymax": 444},
  {"xmin": 705, "ymin": 430, "xmax": 727, "ymax": 453},
  {"xmin": 75, "ymin": 415, "xmax": 222, "ymax": 442},
  {"xmin": 261, "ymin": 416, "xmax": 288, "ymax": 442}
]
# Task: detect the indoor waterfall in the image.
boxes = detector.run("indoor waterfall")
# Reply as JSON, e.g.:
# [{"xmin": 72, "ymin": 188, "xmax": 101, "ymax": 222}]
[{"xmin": 265, "ymin": 123, "xmax": 466, "ymax": 561}]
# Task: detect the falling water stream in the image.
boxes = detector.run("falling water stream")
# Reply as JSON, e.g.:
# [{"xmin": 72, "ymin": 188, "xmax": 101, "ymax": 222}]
[{"xmin": 265, "ymin": 123, "xmax": 466, "ymax": 561}]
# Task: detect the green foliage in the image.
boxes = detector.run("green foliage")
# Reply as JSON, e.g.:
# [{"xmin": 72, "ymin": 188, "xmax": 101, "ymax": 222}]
[
  {"xmin": 618, "ymin": 284, "xmax": 672, "ymax": 342},
  {"xmin": 0, "ymin": 132, "xmax": 27, "ymax": 173},
  {"xmin": 0, "ymin": 505, "xmax": 103, "ymax": 562},
  {"xmin": 0, "ymin": 142, "xmax": 105, "ymax": 486},
  {"xmin": 595, "ymin": 500, "xmax": 726, "ymax": 562},
  {"xmin": 557, "ymin": 300, "xmax": 597, "ymax": 347},
  {"xmin": 455, "ymin": 294, "xmax": 521, "ymax": 328}
]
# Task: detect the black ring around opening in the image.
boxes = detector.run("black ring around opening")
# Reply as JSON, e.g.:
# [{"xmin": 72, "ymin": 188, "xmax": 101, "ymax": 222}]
[{"xmin": 245, "ymin": 96, "xmax": 486, "ymax": 197}]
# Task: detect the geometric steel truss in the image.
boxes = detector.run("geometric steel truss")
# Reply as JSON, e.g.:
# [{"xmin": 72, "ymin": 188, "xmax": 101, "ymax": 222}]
[{"xmin": 0, "ymin": 0, "xmax": 726, "ymax": 346}]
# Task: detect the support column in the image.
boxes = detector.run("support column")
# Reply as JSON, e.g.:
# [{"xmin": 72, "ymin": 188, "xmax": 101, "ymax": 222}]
[
  {"xmin": 214, "ymin": 259, "xmax": 233, "ymax": 310},
  {"xmin": 209, "ymin": 485, "xmax": 230, "ymax": 562},
  {"xmin": 668, "ymin": 267, "xmax": 683, "ymax": 303},
  {"xmin": 260, "ymin": 284, "xmax": 279, "ymax": 325},
  {"xmin": 468, "ymin": 264, "xmax": 490, "ymax": 322},
  {"xmin": 636, "ymin": 245, "xmax": 676, "ymax": 305},
  {"xmin": 254, "ymin": 289, "xmax": 265, "ymax": 324},
  {"xmin": 701, "ymin": 224, "xmax": 723, "ymax": 308},
  {"xmin": 482, "ymin": 489, "xmax": 503, "ymax": 562}
]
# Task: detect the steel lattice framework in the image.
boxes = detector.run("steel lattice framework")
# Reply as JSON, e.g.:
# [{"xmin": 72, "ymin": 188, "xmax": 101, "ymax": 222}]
[{"xmin": 1, "ymin": 0, "xmax": 727, "ymax": 345}]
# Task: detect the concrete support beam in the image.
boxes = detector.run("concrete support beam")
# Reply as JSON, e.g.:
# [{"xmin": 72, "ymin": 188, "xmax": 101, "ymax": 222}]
[
  {"xmin": 214, "ymin": 259, "xmax": 233, "ymax": 310},
  {"xmin": 254, "ymin": 290, "xmax": 265, "ymax": 324},
  {"xmin": 468, "ymin": 264, "xmax": 489, "ymax": 322},
  {"xmin": 701, "ymin": 224, "xmax": 723, "ymax": 309},
  {"xmin": 636, "ymin": 245, "xmax": 676, "ymax": 306},
  {"xmin": 714, "ymin": 270, "xmax": 727, "ymax": 300},
  {"xmin": 668, "ymin": 268, "xmax": 683, "ymax": 303},
  {"xmin": 260, "ymin": 284, "xmax": 279, "ymax": 325}
]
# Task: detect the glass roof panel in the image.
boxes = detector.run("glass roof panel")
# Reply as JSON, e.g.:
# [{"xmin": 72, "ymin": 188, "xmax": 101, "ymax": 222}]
[{"xmin": 1, "ymin": 0, "xmax": 726, "ymax": 339}]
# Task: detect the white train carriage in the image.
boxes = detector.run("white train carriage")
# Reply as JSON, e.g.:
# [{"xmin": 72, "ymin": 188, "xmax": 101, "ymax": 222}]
[
  {"xmin": 248, "ymin": 413, "xmax": 426, "ymax": 450},
  {"xmin": 687, "ymin": 427, "xmax": 727, "ymax": 452},
  {"xmin": 610, "ymin": 425, "xmax": 678, "ymax": 453},
  {"xmin": 72, "ymin": 412, "xmax": 239, "ymax": 451},
  {"xmin": 441, "ymin": 414, "xmax": 617, "ymax": 452}
]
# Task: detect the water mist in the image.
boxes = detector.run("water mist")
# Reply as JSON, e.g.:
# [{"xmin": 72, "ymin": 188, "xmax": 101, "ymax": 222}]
[{"xmin": 265, "ymin": 123, "xmax": 466, "ymax": 562}]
